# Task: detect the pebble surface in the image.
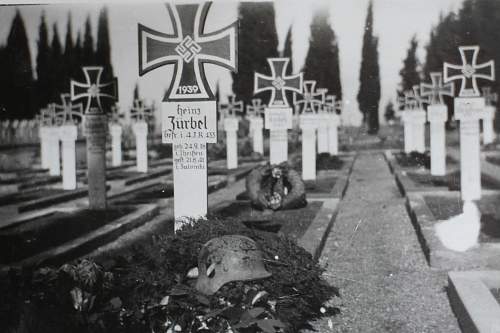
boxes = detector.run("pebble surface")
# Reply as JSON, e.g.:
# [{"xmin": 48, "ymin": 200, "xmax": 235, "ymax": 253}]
[{"xmin": 307, "ymin": 152, "xmax": 460, "ymax": 333}]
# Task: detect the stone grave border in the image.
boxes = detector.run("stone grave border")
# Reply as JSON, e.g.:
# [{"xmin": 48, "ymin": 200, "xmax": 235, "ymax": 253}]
[
  {"xmin": 0, "ymin": 203, "xmax": 159, "ymax": 271},
  {"xmin": 384, "ymin": 150, "xmax": 460, "ymax": 196},
  {"xmin": 448, "ymin": 270, "xmax": 500, "ymax": 333},
  {"xmin": 17, "ymin": 186, "xmax": 96, "ymax": 213},
  {"xmin": 405, "ymin": 191, "xmax": 500, "ymax": 270}
]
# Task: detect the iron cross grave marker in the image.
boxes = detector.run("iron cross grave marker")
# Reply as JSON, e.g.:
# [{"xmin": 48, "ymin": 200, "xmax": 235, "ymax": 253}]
[{"xmin": 421, "ymin": 72, "xmax": 454, "ymax": 105}]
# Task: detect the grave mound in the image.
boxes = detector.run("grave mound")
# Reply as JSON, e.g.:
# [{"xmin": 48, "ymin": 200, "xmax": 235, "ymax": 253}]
[{"xmin": 0, "ymin": 217, "xmax": 339, "ymax": 332}]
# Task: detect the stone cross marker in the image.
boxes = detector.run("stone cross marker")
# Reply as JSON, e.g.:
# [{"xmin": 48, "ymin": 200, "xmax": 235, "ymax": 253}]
[
  {"xmin": 38, "ymin": 105, "xmax": 60, "ymax": 175},
  {"xmin": 444, "ymin": 45, "xmax": 495, "ymax": 200},
  {"xmin": 130, "ymin": 99, "xmax": 153, "ymax": 173},
  {"xmin": 109, "ymin": 104, "xmax": 125, "ymax": 167},
  {"xmin": 54, "ymin": 94, "xmax": 83, "ymax": 190},
  {"xmin": 421, "ymin": 72, "xmax": 454, "ymax": 175},
  {"xmin": 294, "ymin": 80, "xmax": 324, "ymax": 180},
  {"xmin": 138, "ymin": 2, "xmax": 237, "ymax": 228},
  {"xmin": 325, "ymin": 95, "xmax": 341, "ymax": 155},
  {"xmin": 246, "ymin": 98, "xmax": 265, "ymax": 155},
  {"xmin": 481, "ymin": 87, "xmax": 497, "ymax": 144},
  {"xmin": 400, "ymin": 88, "xmax": 427, "ymax": 153},
  {"xmin": 220, "ymin": 95, "xmax": 243, "ymax": 169},
  {"xmin": 254, "ymin": 58, "xmax": 303, "ymax": 164},
  {"xmin": 71, "ymin": 66, "xmax": 118, "ymax": 209}
]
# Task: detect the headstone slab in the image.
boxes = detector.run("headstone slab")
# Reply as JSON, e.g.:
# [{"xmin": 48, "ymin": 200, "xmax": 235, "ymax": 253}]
[
  {"xmin": 428, "ymin": 104, "xmax": 448, "ymax": 176},
  {"xmin": 132, "ymin": 122, "xmax": 149, "ymax": 173},
  {"xmin": 300, "ymin": 114, "xmax": 318, "ymax": 180},
  {"xmin": 254, "ymin": 58, "xmax": 303, "ymax": 107},
  {"xmin": 444, "ymin": 45, "xmax": 495, "ymax": 97},
  {"xmin": 138, "ymin": 2, "xmax": 237, "ymax": 101}
]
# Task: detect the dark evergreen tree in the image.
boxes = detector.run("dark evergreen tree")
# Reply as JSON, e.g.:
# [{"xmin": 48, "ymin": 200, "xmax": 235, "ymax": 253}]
[
  {"xmin": 35, "ymin": 12, "xmax": 51, "ymax": 110},
  {"xmin": 82, "ymin": 15, "xmax": 95, "ymax": 67},
  {"xmin": 63, "ymin": 13, "xmax": 75, "ymax": 89},
  {"xmin": 96, "ymin": 7, "xmax": 114, "ymax": 111},
  {"xmin": 4, "ymin": 10, "xmax": 34, "ymax": 119},
  {"xmin": 357, "ymin": 0, "xmax": 380, "ymax": 133},
  {"xmin": 0, "ymin": 45, "xmax": 7, "ymax": 118},
  {"xmin": 232, "ymin": 2, "xmax": 279, "ymax": 108},
  {"xmin": 73, "ymin": 30, "xmax": 83, "ymax": 79},
  {"xmin": 133, "ymin": 83, "xmax": 139, "ymax": 101},
  {"xmin": 398, "ymin": 35, "xmax": 421, "ymax": 95},
  {"xmin": 49, "ymin": 23, "xmax": 64, "ymax": 102},
  {"xmin": 303, "ymin": 7, "xmax": 342, "ymax": 98}
]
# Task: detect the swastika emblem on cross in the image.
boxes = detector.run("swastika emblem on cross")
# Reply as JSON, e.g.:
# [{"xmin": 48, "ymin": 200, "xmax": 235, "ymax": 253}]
[
  {"xmin": 138, "ymin": 3, "xmax": 238, "ymax": 101},
  {"xmin": 70, "ymin": 67, "xmax": 118, "ymax": 114},
  {"xmin": 175, "ymin": 36, "xmax": 202, "ymax": 63}
]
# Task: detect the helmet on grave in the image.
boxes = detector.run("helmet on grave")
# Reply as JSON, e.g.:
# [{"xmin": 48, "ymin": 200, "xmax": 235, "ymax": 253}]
[{"xmin": 195, "ymin": 235, "xmax": 272, "ymax": 295}]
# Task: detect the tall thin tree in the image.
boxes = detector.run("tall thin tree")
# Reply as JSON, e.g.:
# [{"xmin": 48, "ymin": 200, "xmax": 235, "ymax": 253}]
[
  {"xmin": 36, "ymin": 12, "xmax": 51, "ymax": 110},
  {"xmin": 357, "ymin": 0, "xmax": 380, "ymax": 133}
]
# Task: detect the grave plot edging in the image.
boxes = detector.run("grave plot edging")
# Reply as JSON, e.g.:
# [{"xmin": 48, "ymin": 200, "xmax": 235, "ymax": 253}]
[
  {"xmin": 17, "ymin": 187, "xmax": 91, "ymax": 213},
  {"xmin": 448, "ymin": 271, "xmax": 500, "ymax": 333},
  {"xmin": 406, "ymin": 192, "xmax": 500, "ymax": 270},
  {"xmin": 298, "ymin": 198, "xmax": 340, "ymax": 260},
  {"xmin": 7, "ymin": 204, "xmax": 159, "ymax": 269}
]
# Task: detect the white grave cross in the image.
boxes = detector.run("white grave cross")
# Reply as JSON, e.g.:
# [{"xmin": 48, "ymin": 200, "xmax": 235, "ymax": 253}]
[
  {"xmin": 294, "ymin": 80, "xmax": 324, "ymax": 180},
  {"xmin": 444, "ymin": 45, "xmax": 495, "ymax": 200},
  {"xmin": 481, "ymin": 87, "xmax": 497, "ymax": 144},
  {"xmin": 130, "ymin": 99, "xmax": 153, "ymax": 173},
  {"xmin": 138, "ymin": 2, "xmax": 237, "ymax": 228},
  {"xmin": 220, "ymin": 95, "xmax": 243, "ymax": 169},
  {"xmin": 38, "ymin": 106, "xmax": 60, "ymax": 175},
  {"xmin": 54, "ymin": 94, "xmax": 84, "ymax": 190},
  {"xmin": 325, "ymin": 95, "xmax": 341, "ymax": 155},
  {"xmin": 71, "ymin": 66, "xmax": 118, "ymax": 209},
  {"xmin": 246, "ymin": 98, "xmax": 265, "ymax": 155},
  {"xmin": 254, "ymin": 58, "xmax": 303, "ymax": 164},
  {"xmin": 421, "ymin": 72, "xmax": 454, "ymax": 175},
  {"xmin": 109, "ymin": 104, "xmax": 125, "ymax": 167}
]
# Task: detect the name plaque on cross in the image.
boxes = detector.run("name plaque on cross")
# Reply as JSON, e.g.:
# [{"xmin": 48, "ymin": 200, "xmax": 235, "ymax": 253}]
[{"xmin": 138, "ymin": 2, "xmax": 237, "ymax": 228}]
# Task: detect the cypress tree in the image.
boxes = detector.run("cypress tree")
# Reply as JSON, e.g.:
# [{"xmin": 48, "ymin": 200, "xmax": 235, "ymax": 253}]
[
  {"xmin": 4, "ymin": 10, "xmax": 34, "ymax": 119},
  {"xmin": 63, "ymin": 13, "xmax": 75, "ymax": 88},
  {"xmin": 232, "ymin": 2, "xmax": 279, "ymax": 107},
  {"xmin": 303, "ymin": 7, "xmax": 342, "ymax": 98},
  {"xmin": 133, "ymin": 83, "xmax": 139, "ymax": 101},
  {"xmin": 49, "ymin": 23, "xmax": 64, "ymax": 102},
  {"xmin": 73, "ymin": 30, "xmax": 83, "ymax": 79},
  {"xmin": 82, "ymin": 15, "xmax": 95, "ymax": 67},
  {"xmin": 0, "ymin": 45, "xmax": 6, "ymax": 118},
  {"xmin": 357, "ymin": 0, "xmax": 380, "ymax": 133},
  {"xmin": 398, "ymin": 35, "xmax": 420, "ymax": 95},
  {"xmin": 36, "ymin": 12, "xmax": 51, "ymax": 110},
  {"xmin": 96, "ymin": 7, "xmax": 114, "ymax": 111}
]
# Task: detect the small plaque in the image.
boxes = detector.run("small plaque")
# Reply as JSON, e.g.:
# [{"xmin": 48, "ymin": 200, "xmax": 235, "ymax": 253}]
[
  {"xmin": 454, "ymin": 97, "xmax": 485, "ymax": 121},
  {"xmin": 84, "ymin": 114, "xmax": 108, "ymax": 153},
  {"xmin": 265, "ymin": 107, "xmax": 292, "ymax": 130},
  {"xmin": 162, "ymin": 101, "xmax": 217, "ymax": 143}
]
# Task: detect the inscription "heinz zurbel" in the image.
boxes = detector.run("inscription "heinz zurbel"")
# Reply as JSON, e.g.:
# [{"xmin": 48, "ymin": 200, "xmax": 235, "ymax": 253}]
[{"xmin": 162, "ymin": 101, "xmax": 218, "ymax": 144}]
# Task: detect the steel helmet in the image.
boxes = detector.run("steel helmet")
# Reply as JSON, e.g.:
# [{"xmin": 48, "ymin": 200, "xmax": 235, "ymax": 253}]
[{"xmin": 195, "ymin": 235, "xmax": 272, "ymax": 295}]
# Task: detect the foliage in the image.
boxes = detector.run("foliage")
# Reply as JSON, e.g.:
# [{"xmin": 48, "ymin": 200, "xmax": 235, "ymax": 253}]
[
  {"xmin": 395, "ymin": 151, "xmax": 430, "ymax": 169},
  {"xmin": 384, "ymin": 101, "xmax": 396, "ymax": 123},
  {"xmin": 35, "ymin": 12, "xmax": 51, "ymax": 110},
  {"xmin": 357, "ymin": 0, "xmax": 380, "ymax": 134},
  {"xmin": 303, "ymin": 7, "xmax": 342, "ymax": 99},
  {"xmin": 398, "ymin": 35, "xmax": 420, "ymax": 96},
  {"xmin": 0, "ymin": 218, "xmax": 339, "ymax": 332},
  {"xmin": 232, "ymin": 2, "xmax": 279, "ymax": 107},
  {"xmin": 423, "ymin": 0, "xmax": 500, "ymax": 131},
  {"xmin": 1, "ymin": 10, "xmax": 35, "ymax": 119}
]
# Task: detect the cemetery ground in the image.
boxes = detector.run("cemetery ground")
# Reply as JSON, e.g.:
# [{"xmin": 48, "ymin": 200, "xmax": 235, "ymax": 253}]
[{"xmin": 2, "ymin": 123, "xmax": 500, "ymax": 332}]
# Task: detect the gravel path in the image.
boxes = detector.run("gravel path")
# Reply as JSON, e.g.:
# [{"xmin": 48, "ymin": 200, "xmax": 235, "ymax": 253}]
[{"xmin": 309, "ymin": 152, "xmax": 460, "ymax": 332}]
